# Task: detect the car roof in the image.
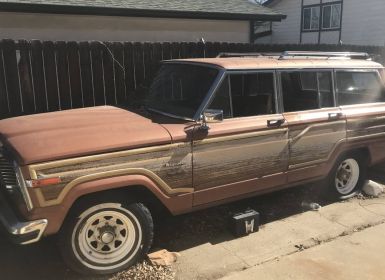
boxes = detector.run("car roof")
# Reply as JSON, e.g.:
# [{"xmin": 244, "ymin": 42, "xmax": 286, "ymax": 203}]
[{"xmin": 165, "ymin": 57, "xmax": 383, "ymax": 70}]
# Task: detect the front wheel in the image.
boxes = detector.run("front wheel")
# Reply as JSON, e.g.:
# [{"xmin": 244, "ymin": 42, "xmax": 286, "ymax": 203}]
[
  {"xmin": 59, "ymin": 201, "xmax": 153, "ymax": 275},
  {"xmin": 327, "ymin": 153, "xmax": 367, "ymax": 199}
]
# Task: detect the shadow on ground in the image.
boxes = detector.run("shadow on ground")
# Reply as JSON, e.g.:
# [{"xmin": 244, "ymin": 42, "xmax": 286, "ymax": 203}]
[{"xmin": 1, "ymin": 165, "xmax": 384, "ymax": 280}]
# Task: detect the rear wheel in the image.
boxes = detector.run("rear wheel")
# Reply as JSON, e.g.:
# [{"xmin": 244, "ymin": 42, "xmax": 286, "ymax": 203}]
[
  {"xmin": 59, "ymin": 201, "xmax": 153, "ymax": 275},
  {"xmin": 328, "ymin": 153, "xmax": 367, "ymax": 199}
]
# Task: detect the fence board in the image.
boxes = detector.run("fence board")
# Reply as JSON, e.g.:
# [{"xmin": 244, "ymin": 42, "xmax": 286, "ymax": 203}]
[
  {"xmin": 170, "ymin": 42, "xmax": 180, "ymax": 60},
  {"xmin": 150, "ymin": 43, "xmax": 162, "ymax": 78},
  {"xmin": 79, "ymin": 41, "xmax": 94, "ymax": 107},
  {"xmin": 133, "ymin": 42, "xmax": 145, "ymax": 101},
  {"xmin": 42, "ymin": 40, "xmax": 60, "ymax": 111},
  {"xmin": 0, "ymin": 43, "xmax": 10, "ymax": 118},
  {"xmin": 161, "ymin": 42, "xmax": 171, "ymax": 61},
  {"xmin": 123, "ymin": 42, "xmax": 135, "ymax": 106},
  {"xmin": 30, "ymin": 40, "xmax": 48, "ymax": 113},
  {"xmin": 18, "ymin": 39, "xmax": 35, "ymax": 114},
  {"xmin": 111, "ymin": 42, "xmax": 126, "ymax": 104},
  {"xmin": 67, "ymin": 41, "xmax": 83, "ymax": 108},
  {"xmin": 2, "ymin": 39, "xmax": 23, "ymax": 116},
  {"xmin": 90, "ymin": 41, "xmax": 106, "ymax": 105},
  {"xmin": 143, "ymin": 42, "xmax": 152, "ymax": 87},
  {"xmin": 56, "ymin": 41, "xmax": 72, "ymax": 110},
  {"xmin": 102, "ymin": 42, "xmax": 117, "ymax": 105}
]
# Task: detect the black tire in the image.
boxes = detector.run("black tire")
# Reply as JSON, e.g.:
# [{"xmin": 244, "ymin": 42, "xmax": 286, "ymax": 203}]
[
  {"xmin": 327, "ymin": 152, "xmax": 367, "ymax": 200},
  {"xmin": 58, "ymin": 201, "xmax": 153, "ymax": 275}
]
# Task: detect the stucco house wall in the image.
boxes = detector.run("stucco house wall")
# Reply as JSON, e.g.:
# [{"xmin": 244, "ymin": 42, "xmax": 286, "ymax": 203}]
[
  {"xmin": 256, "ymin": 0, "xmax": 301, "ymax": 44},
  {"xmin": 0, "ymin": 12, "xmax": 250, "ymax": 43}
]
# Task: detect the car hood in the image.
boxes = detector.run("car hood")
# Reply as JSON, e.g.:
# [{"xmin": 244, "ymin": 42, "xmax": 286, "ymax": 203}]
[{"xmin": 0, "ymin": 106, "xmax": 172, "ymax": 165}]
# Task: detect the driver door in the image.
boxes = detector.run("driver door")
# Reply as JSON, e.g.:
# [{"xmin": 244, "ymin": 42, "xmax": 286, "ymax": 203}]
[{"xmin": 192, "ymin": 71, "xmax": 289, "ymax": 206}]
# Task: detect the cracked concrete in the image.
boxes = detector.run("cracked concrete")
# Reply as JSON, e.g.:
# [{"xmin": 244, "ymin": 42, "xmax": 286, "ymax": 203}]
[
  {"xmin": 222, "ymin": 221, "xmax": 385, "ymax": 280},
  {"xmin": 174, "ymin": 193, "xmax": 385, "ymax": 280}
]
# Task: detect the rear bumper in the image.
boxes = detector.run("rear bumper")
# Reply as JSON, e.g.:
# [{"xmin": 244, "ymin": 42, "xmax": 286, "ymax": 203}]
[{"xmin": 0, "ymin": 191, "xmax": 47, "ymax": 245}]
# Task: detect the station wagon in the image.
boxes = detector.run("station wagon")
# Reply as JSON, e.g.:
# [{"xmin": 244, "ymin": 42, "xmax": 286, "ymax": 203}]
[{"xmin": 1, "ymin": 51, "xmax": 385, "ymax": 274}]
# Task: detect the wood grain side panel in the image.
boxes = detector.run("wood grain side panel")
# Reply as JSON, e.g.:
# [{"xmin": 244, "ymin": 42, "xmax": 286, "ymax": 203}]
[
  {"xmin": 193, "ymin": 129, "xmax": 289, "ymax": 190},
  {"xmin": 347, "ymin": 116, "xmax": 385, "ymax": 139},
  {"xmin": 31, "ymin": 143, "xmax": 193, "ymax": 204},
  {"xmin": 288, "ymin": 120, "xmax": 346, "ymax": 167},
  {"xmin": 194, "ymin": 173, "xmax": 286, "ymax": 205}
]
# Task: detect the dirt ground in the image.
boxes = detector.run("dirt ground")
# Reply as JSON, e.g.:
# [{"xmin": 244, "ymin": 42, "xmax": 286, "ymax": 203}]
[{"xmin": 0, "ymin": 166, "xmax": 384, "ymax": 280}]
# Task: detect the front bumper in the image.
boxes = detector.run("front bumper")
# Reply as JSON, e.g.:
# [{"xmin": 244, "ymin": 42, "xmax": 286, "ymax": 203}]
[{"xmin": 0, "ymin": 191, "xmax": 47, "ymax": 245}]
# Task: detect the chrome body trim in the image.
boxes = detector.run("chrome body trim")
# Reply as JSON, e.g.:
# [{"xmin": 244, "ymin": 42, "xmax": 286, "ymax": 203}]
[
  {"xmin": 0, "ymin": 191, "xmax": 47, "ymax": 245},
  {"xmin": 195, "ymin": 69, "xmax": 227, "ymax": 121},
  {"xmin": 9, "ymin": 219, "xmax": 48, "ymax": 245},
  {"xmin": 13, "ymin": 162, "xmax": 34, "ymax": 211}
]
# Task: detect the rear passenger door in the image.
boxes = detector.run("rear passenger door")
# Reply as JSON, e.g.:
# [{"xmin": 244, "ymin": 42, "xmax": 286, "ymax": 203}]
[
  {"xmin": 280, "ymin": 70, "xmax": 346, "ymax": 182},
  {"xmin": 336, "ymin": 69, "xmax": 385, "ymax": 143}
]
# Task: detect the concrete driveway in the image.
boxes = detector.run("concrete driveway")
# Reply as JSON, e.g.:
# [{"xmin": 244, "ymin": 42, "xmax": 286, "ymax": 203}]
[
  {"xmin": 0, "ymin": 167, "xmax": 384, "ymax": 280},
  {"xmin": 175, "ymin": 193, "xmax": 385, "ymax": 280},
  {"xmin": 223, "ymin": 222, "xmax": 385, "ymax": 280}
]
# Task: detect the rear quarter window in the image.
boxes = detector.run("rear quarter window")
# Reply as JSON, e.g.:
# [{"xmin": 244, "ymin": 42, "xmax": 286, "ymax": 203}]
[{"xmin": 336, "ymin": 71, "xmax": 385, "ymax": 105}]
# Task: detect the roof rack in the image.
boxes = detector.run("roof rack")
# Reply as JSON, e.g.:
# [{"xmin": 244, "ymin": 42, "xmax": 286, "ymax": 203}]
[
  {"xmin": 216, "ymin": 51, "xmax": 371, "ymax": 60},
  {"xmin": 279, "ymin": 51, "xmax": 371, "ymax": 60}
]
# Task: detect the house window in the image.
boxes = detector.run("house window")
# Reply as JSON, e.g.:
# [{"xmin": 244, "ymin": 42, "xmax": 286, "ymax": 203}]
[
  {"xmin": 303, "ymin": 6, "xmax": 320, "ymax": 31},
  {"xmin": 322, "ymin": 4, "xmax": 341, "ymax": 29}
]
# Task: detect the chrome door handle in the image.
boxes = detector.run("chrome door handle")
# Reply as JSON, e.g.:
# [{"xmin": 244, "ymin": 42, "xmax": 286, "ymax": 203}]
[
  {"xmin": 267, "ymin": 119, "xmax": 285, "ymax": 127},
  {"xmin": 328, "ymin": 112, "xmax": 343, "ymax": 120}
]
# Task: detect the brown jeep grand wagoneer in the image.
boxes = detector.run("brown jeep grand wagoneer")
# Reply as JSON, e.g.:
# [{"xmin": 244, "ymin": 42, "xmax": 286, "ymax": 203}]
[{"xmin": 1, "ymin": 51, "xmax": 385, "ymax": 274}]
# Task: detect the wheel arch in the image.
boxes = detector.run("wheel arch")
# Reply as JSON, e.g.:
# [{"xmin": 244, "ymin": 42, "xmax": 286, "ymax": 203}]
[{"xmin": 43, "ymin": 174, "xmax": 192, "ymax": 235}]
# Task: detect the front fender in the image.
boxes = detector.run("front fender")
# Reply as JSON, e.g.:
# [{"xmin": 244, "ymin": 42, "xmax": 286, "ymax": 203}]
[{"xmin": 31, "ymin": 174, "xmax": 193, "ymax": 235}]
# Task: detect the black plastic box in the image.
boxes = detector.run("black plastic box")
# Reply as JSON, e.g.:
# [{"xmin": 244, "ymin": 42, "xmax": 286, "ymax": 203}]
[{"xmin": 230, "ymin": 209, "xmax": 260, "ymax": 237}]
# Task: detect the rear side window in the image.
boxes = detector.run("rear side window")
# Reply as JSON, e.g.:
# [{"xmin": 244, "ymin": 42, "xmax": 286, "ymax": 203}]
[
  {"xmin": 336, "ymin": 71, "xmax": 385, "ymax": 105},
  {"xmin": 281, "ymin": 71, "xmax": 334, "ymax": 112}
]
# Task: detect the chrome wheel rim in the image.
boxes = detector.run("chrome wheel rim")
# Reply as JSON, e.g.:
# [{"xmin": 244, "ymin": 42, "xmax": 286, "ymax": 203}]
[
  {"xmin": 335, "ymin": 158, "xmax": 360, "ymax": 195},
  {"xmin": 73, "ymin": 208, "xmax": 142, "ymax": 270}
]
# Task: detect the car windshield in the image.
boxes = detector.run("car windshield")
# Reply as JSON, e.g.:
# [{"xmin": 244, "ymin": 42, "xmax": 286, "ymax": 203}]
[{"xmin": 146, "ymin": 64, "xmax": 219, "ymax": 120}]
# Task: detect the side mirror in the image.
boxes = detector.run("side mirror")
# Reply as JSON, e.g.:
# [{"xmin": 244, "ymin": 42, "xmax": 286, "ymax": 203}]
[{"xmin": 200, "ymin": 109, "xmax": 223, "ymax": 130}]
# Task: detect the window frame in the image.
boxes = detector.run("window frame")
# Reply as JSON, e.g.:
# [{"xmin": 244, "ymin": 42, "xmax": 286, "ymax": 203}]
[
  {"xmin": 302, "ymin": 6, "xmax": 320, "ymax": 31},
  {"xmin": 322, "ymin": 3, "xmax": 342, "ymax": 30},
  {"xmin": 278, "ymin": 69, "xmax": 337, "ymax": 112},
  {"xmin": 301, "ymin": 1, "xmax": 342, "ymax": 33},
  {"xmin": 205, "ymin": 69, "xmax": 279, "ymax": 120},
  {"xmin": 202, "ymin": 68, "xmax": 385, "ymax": 118},
  {"xmin": 334, "ymin": 68, "xmax": 385, "ymax": 106}
]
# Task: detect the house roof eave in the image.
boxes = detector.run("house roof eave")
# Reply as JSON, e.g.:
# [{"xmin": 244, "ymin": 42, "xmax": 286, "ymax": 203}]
[{"xmin": 0, "ymin": 2, "xmax": 287, "ymax": 21}]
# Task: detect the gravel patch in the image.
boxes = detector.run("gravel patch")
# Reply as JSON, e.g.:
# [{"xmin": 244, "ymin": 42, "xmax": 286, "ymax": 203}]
[{"xmin": 110, "ymin": 260, "xmax": 175, "ymax": 280}]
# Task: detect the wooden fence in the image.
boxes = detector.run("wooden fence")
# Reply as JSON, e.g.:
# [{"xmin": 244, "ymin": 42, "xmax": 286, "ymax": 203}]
[{"xmin": 0, "ymin": 39, "xmax": 384, "ymax": 119}]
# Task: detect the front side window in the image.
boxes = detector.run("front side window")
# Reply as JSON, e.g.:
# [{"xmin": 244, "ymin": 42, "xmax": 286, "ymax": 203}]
[
  {"xmin": 282, "ymin": 71, "xmax": 334, "ymax": 112},
  {"xmin": 208, "ymin": 76, "xmax": 232, "ymax": 118},
  {"xmin": 322, "ymin": 4, "xmax": 341, "ymax": 29},
  {"xmin": 303, "ymin": 6, "xmax": 320, "ymax": 31},
  {"xmin": 146, "ymin": 64, "xmax": 218, "ymax": 119},
  {"xmin": 336, "ymin": 71, "xmax": 385, "ymax": 105},
  {"xmin": 208, "ymin": 72, "xmax": 276, "ymax": 118}
]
